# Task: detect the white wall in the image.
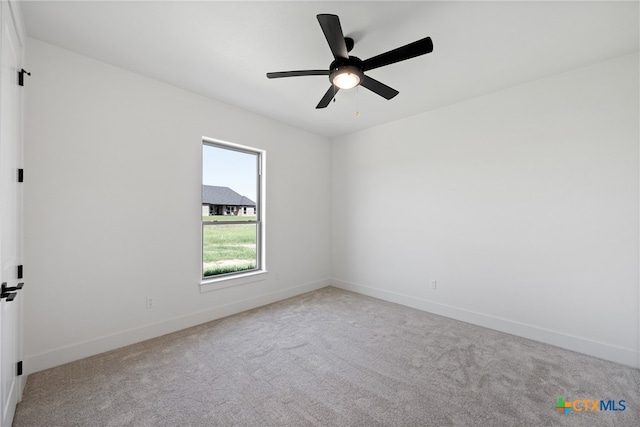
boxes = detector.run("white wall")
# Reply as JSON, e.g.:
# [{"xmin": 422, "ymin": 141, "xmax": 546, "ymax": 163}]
[
  {"xmin": 23, "ymin": 38, "xmax": 331, "ymax": 373},
  {"xmin": 331, "ymin": 53, "xmax": 640, "ymax": 367}
]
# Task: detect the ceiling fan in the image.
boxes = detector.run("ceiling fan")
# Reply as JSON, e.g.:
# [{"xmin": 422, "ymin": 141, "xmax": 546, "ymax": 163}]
[{"xmin": 266, "ymin": 14, "xmax": 433, "ymax": 109}]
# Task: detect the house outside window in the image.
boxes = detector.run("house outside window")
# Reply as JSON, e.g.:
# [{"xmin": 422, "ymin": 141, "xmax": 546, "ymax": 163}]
[{"xmin": 202, "ymin": 139, "xmax": 263, "ymax": 280}]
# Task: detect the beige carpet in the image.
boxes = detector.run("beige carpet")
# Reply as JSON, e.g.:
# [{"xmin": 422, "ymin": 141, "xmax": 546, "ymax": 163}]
[{"xmin": 13, "ymin": 287, "xmax": 640, "ymax": 426}]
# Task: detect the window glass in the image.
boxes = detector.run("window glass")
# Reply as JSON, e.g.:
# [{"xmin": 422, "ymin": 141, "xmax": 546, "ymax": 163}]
[{"xmin": 202, "ymin": 141, "xmax": 261, "ymax": 279}]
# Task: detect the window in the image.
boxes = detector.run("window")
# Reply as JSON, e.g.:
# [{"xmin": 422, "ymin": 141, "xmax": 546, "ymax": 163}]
[{"xmin": 202, "ymin": 139, "xmax": 263, "ymax": 280}]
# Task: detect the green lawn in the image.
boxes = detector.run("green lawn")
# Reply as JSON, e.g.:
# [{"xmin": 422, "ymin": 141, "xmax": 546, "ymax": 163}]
[
  {"xmin": 202, "ymin": 215, "xmax": 256, "ymax": 222},
  {"xmin": 202, "ymin": 216, "xmax": 257, "ymax": 277}
]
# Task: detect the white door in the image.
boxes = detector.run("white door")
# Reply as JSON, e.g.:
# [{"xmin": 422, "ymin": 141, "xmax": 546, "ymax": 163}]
[{"xmin": 0, "ymin": 1, "xmax": 23, "ymax": 425}]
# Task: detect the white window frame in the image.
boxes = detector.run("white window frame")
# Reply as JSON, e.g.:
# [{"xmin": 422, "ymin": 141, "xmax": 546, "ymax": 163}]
[{"xmin": 200, "ymin": 137, "xmax": 266, "ymax": 292}]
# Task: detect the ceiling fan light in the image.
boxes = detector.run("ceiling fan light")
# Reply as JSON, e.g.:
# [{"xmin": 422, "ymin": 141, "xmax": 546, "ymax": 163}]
[{"xmin": 333, "ymin": 71, "xmax": 360, "ymax": 89}]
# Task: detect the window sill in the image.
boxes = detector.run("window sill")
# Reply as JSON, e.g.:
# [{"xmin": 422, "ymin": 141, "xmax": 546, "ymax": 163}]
[{"xmin": 200, "ymin": 270, "xmax": 268, "ymax": 293}]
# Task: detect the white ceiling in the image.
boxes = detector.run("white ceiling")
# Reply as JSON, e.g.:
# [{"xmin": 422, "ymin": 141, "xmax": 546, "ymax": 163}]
[{"xmin": 19, "ymin": 1, "xmax": 640, "ymax": 138}]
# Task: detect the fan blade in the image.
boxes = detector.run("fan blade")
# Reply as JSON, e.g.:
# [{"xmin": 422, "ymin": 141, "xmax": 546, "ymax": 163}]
[
  {"xmin": 316, "ymin": 85, "xmax": 340, "ymax": 109},
  {"xmin": 266, "ymin": 70, "xmax": 329, "ymax": 79},
  {"xmin": 360, "ymin": 75, "xmax": 399, "ymax": 100},
  {"xmin": 362, "ymin": 37, "xmax": 433, "ymax": 72},
  {"xmin": 317, "ymin": 14, "xmax": 349, "ymax": 60}
]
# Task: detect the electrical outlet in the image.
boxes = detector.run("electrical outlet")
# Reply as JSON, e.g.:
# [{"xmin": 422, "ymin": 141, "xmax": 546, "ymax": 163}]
[
  {"xmin": 430, "ymin": 280, "xmax": 437, "ymax": 290},
  {"xmin": 146, "ymin": 297, "xmax": 154, "ymax": 309}
]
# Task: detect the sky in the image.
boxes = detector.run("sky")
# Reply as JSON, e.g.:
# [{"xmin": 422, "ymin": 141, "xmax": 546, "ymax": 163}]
[{"xmin": 202, "ymin": 144, "xmax": 257, "ymax": 202}]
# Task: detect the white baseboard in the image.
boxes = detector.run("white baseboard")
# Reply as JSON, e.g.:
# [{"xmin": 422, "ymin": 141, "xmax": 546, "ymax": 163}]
[
  {"xmin": 331, "ymin": 279, "xmax": 639, "ymax": 369},
  {"xmin": 25, "ymin": 278, "xmax": 331, "ymax": 375}
]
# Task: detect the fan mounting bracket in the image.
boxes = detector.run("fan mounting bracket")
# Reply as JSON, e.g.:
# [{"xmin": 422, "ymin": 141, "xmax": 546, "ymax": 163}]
[{"xmin": 345, "ymin": 37, "xmax": 354, "ymax": 53}]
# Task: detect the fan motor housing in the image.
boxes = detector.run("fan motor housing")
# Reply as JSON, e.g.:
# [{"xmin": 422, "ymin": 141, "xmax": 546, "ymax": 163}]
[{"xmin": 329, "ymin": 57, "xmax": 364, "ymax": 86}]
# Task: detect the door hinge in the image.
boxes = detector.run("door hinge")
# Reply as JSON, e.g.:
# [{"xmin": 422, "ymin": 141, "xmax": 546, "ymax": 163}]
[
  {"xmin": 17, "ymin": 265, "xmax": 23, "ymax": 279},
  {"xmin": 18, "ymin": 168, "xmax": 23, "ymax": 183},
  {"xmin": 17, "ymin": 361, "xmax": 23, "ymax": 376},
  {"xmin": 18, "ymin": 69, "xmax": 30, "ymax": 87}
]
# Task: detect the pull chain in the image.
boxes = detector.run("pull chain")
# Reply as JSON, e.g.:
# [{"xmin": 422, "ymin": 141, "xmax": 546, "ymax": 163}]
[{"xmin": 355, "ymin": 85, "xmax": 360, "ymax": 117}]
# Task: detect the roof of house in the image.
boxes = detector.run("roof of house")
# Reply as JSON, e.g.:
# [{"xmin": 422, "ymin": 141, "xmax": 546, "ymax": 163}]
[{"xmin": 202, "ymin": 185, "xmax": 256, "ymax": 207}]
